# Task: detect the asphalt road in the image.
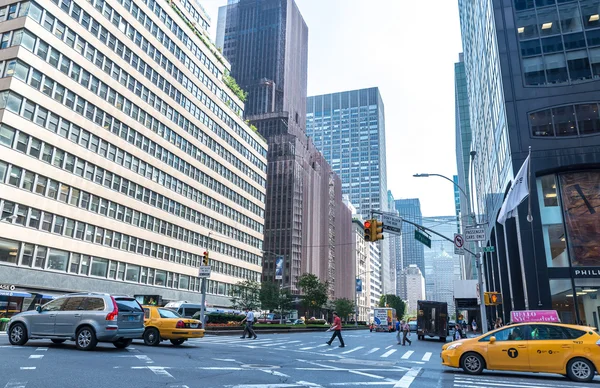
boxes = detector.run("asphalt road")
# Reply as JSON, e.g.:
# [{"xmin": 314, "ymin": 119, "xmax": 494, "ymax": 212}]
[{"xmin": 0, "ymin": 330, "xmax": 599, "ymax": 388}]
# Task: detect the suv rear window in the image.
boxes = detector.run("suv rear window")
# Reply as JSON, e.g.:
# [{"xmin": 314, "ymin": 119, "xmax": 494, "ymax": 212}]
[
  {"xmin": 82, "ymin": 297, "xmax": 105, "ymax": 311},
  {"xmin": 115, "ymin": 298, "xmax": 142, "ymax": 312},
  {"xmin": 564, "ymin": 327, "xmax": 586, "ymax": 339}
]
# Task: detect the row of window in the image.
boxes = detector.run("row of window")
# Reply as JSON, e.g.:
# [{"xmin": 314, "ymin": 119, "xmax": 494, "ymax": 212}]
[
  {"xmin": 0, "ymin": 122, "xmax": 262, "ymax": 267},
  {"xmin": 0, "ymin": 236, "xmax": 243, "ymax": 295},
  {"xmin": 19, "ymin": 7, "xmax": 264, "ymax": 188},
  {"xmin": 1, "ymin": 63, "xmax": 264, "ymax": 227},
  {"xmin": 529, "ymin": 102, "xmax": 600, "ymax": 136},
  {"xmin": 0, "ymin": 196, "xmax": 259, "ymax": 283},
  {"xmin": 7, "ymin": 31, "xmax": 264, "ymax": 204},
  {"xmin": 44, "ymin": 0, "xmax": 254, "ymax": 158},
  {"xmin": 0, "ymin": 156, "xmax": 260, "ymax": 257},
  {"xmin": 180, "ymin": 0, "xmax": 210, "ymax": 32},
  {"xmin": 25, "ymin": 0, "xmax": 263, "ymax": 172}
]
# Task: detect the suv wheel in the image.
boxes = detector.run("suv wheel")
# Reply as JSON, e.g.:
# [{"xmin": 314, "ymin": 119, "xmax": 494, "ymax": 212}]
[
  {"xmin": 567, "ymin": 358, "xmax": 595, "ymax": 382},
  {"xmin": 113, "ymin": 339, "xmax": 132, "ymax": 349},
  {"xmin": 8, "ymin": 323, "xmax": 28, "ymax": 346},
  {"xmin": 76, "ymin": 326, "xmax": 98, "ymax": 351},
  {"xmin": 51, "ymin": 339, "xmax": 66, "ymax": 344},
  {"xmin": 170, "ymin": 339, "xmax": 185, "ymax": 346},
  {"xmin": 460, "ymin": 352, "xmax": 484, "ymax": 375},
  {"xmin": 144, "ymin": 328, "xmax": 160, "ymax": 346}
]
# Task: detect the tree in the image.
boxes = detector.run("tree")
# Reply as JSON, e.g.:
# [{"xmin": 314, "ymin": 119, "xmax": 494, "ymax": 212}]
[
  {"xmin": 259, "ymin": 281, "xmax": 280, "ymax": 311},
  {"xmin": 334, "ymin": 298, "xmax": 355, "ymax": 323},
  {"xmin": 230, "ymin": 280, "xmax": 261, "ymax": 311},
  {"xmin": 297, "ymin": 273, "xmax": 329, "ymax": 318},
  {"xmin": 278, "ymin": 289, "xmax": 294, "ymax": 322},
  {"xmin": 379, "ymin": 294, "xmax": 407, "ymax": 320}
]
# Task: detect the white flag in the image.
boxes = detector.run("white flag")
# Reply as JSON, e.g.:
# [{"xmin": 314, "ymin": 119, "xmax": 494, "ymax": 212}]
[{"xmin": 498, "ymin": 155, "xmax": 530, "ymax": 225}]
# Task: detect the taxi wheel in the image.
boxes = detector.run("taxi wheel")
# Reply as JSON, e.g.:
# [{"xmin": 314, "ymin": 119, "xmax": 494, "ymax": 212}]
[
  {"xmin": 144, "ymin": 328, "xmax": 161, "ymax": 346},
  {"xmin": 567, "ymin": 358, "xmax": 595, "ymax": 382},
  {"xmin": 170, "ymin": 339, "xmax": 185, "ymax": 346},
  {"xmin": 460, "ymin": 352, "xmax": 485, "ymax": 375}
]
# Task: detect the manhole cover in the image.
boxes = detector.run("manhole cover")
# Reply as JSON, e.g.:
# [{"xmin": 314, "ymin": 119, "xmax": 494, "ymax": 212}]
[{"xmin": 241, "ymin": 364, "xmax": 281, "ymax": 369}]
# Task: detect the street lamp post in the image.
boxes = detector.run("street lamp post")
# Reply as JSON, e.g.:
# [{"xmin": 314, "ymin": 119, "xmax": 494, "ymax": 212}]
[
  {"xmin": 413, "ymin": 172, "xmax": 488, "ymax": 334},
  {"xmin": 355, "ymin": 270, "xmax": 374, "ymax": 327}
]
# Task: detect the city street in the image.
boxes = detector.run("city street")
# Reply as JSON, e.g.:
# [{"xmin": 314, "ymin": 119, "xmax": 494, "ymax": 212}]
[{"xmin": 1, "ymin": 330, "xmax": 599, "ymax": 388}]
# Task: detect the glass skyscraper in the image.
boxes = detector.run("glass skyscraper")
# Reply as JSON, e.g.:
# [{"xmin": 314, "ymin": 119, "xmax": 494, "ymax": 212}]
[
  {"xmin": 306, "ymin": 87, "xmax": 390, "ymax": 293},
  {"xmin": 394, "ymin": 198, "xmax": 425, "ymax": 296}
]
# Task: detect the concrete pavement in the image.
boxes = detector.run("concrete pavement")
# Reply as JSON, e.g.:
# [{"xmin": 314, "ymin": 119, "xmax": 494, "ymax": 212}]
[{"xmin": 0, "ymin": 331, "xmax": 599, "ymax": 387}]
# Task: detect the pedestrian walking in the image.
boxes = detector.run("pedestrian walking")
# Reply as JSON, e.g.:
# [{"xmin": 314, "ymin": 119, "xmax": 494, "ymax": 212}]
[
  {"xmin": 396, "ymin": 319, "xmax": 402, "ymax": 344},
  {"xmin": 494, "ymin": 317, "xmax": 503, "ymax": 329},
  {"xmin": 471, "ymin": 318, "xmax": 477, "ymax": 333},
  {"xmin": 402, "ymin": 321, "xmax": 412, "ymax": 346},
  {"xmin": 454, "ymin": 324, "xmax": 462, "ymax": 341},
  {"xmin": 326, "ymin": 311, "xmax": 345, "ymax": 348},
  {"xmin": 240, "ymin": 307, "xmax": 257, "ymax": 339}
]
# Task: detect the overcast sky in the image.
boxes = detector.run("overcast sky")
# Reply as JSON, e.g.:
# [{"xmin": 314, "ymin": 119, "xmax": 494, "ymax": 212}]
[{"xmin": 201, "ymin": 0, "xmax": 463, "ymax": 217}]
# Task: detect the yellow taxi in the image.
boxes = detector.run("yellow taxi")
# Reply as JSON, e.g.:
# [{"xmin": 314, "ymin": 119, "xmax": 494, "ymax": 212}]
[
  {"xmin": 142, "ymin": 305, "xmax": 205, "ymax": 346},
  {"xmin": 441, "ymin": 321, "xmax": 600, "ymax": 382}
]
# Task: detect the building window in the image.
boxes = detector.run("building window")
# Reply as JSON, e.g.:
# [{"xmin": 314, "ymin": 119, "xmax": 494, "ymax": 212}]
[
  {"xmin": 47, "ymin": 248, "xmax": 68, "ymax": 271},
  {"xmin": 0, "ymin": 237, "xmax": 19, "ymax": 264},
  {"xmin": 90, "ymin": 257, "xmax": 108, "ymax": 277},
  {"xmin": 530, "ymin": 103, "xmax": 600, "ymax": 137}
]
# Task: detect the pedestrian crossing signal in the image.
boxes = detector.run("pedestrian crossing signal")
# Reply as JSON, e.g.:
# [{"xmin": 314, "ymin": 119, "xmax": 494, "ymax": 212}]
[{"xmin": 484, "ymin": 292, "xmax": 502, "ymax": 306}]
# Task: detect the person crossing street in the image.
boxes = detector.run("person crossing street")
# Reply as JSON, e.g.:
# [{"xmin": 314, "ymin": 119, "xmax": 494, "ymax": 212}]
[
  {"xmin": 326, "ymin": 311, "xmax": 345, "ymax": 348},
  {"xmin": 402, "ymin": 320, "xmax": 412, "ymax": 346},
  {"xmin": 240, "ymin": 307, "xmax": 257, "ymax": 339}
]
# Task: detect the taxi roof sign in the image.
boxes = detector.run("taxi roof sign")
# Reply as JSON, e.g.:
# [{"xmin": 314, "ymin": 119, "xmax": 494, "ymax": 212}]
[{"xmin": 510, "ymin": 310, "xmax": 560, "ymax": 323}]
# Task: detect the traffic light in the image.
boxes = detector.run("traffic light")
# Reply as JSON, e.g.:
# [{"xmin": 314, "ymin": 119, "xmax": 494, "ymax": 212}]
[
  {"xmin": 364, "ymin": 220, "xmax": 372, "ymax": 241},
  {"xmin": 202, "ymin": 251, "xmax": 209, "ymax": 266},
  {"xmin": 373, "ymin": 220, "xmax": 384, "ymax": 241},
  {"xmin": 484, "ymin": 292, "xmax": 502, "ymax": 306}
]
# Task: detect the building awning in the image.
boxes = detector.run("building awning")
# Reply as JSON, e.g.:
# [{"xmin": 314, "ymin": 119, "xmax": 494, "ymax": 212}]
[
  {"xmin": 0, "ymin": 290, "xmax": 32, "ymax": 298},
  {"xmin": 37, "ymin": 294, "xmax": 56, "ymax": 300}
]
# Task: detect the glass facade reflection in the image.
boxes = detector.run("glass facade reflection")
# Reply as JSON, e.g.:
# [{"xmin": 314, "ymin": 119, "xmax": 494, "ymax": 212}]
[
  {"xmin": 516, "ymin": 0, "xmax": 600, "ymax": 86},
  {"xmin": 530, "ymin": 102, "xmax": 600, "ymax": 137}
]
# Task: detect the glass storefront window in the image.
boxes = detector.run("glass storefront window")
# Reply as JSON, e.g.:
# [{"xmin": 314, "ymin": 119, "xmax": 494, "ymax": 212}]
[
  {"xmin": 538, "ymin": 175, "xmax": 568, "ymax": 267},
  {"xmin": 559, "ymin": 171, "xmax": 600, "ymax": 266},
  {"xmin": 550, "ymin": 279, "xmax": 578, "ymax": 325},
  {"xmin": 575, "ymin": 279, "xmax": 600, "ymax": 328}
]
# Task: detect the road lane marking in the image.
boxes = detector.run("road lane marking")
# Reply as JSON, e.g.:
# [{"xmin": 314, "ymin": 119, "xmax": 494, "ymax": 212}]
[
  {"xmin": 380, "ymin": 349, "xmax": 396, "ymax": 358},
  {"xmin": 348, "ymin": 370, "xmax": 384, "ymax": 379},
  {"xmin": 454, "ymin": 377, "xmax": 560, "ymax": 387},
  {"xmin": 421, "ymin": 352, "xmax": 432, "ymax": 361},
  {"xmin": 213, "ymin": 358, "xmax": 238, "ymax": 362},
  {"xmin": 401, "ymin": 351, "xmax": 414, "ymax": 359},
  {"xmin": 366, "ymin": 347, "xmax": 379, "ymax": 354},
  {"xmin": 4, "ymin": 381, "xmax": 27, "ymax": 388},
  {"xmin": 260, "ymin": 370, "xmax": 290, "ymax": 378},
  {"xmin": 330, "ymin": 383, "xmax": 395, "ymax": 386},
  {"xmin": 148, "ymin": 366, "xmax": 174, "ymax": 378},
  {"xmin": 35, "ymin": 348, "xmax": 47, "ymax": 351},
  {"xmin": 385, "ymin": 345, "xmax": 394, "ymax": 349},
  {"xmin": 19, "ymin": 368, "xmax": 35, "ymax": 370},
  {"xmin": 28, "ymin": 355, "xmax": 43, "ymax": 359},
  {"xmin": 229, "ymin": 384, "xmax": 302, "ymax": 388},
  {"xmin": 393, "ymin": 367, "xmax": 421, "ymax": 388},
  {"xmin": 341, "ymin": 346, "xmax": 363, "ymax": 354}
]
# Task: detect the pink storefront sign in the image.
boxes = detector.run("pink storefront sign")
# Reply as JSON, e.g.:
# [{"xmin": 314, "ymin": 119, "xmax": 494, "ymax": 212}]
[{"xmin": 510, "ymin": 310, "xmax": 560, "ymax": 323}]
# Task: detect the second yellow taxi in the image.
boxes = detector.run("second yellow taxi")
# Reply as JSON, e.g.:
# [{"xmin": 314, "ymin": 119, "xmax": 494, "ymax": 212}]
[
  {"xmin": 142, "ymin": 305, "xmax": 205, "ymax": 346},
  {"xmin": 441, "ymin": 321, "xmax": 600, "ymax": 382}
]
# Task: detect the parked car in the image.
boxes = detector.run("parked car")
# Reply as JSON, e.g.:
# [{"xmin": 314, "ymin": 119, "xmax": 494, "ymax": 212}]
[
  {"xmin": 7, "ymin": 293, "xmax": 144, "ymax": 351},
  {"xmin": 142, "ymin": 305, "xmax": 205, "ymax": 346},
  {"xmin": 285, "ymin": 319, "xmax": 304, "ymax": 325}
]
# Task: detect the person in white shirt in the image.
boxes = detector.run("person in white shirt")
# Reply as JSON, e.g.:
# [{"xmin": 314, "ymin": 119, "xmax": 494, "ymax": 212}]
[{"xmin": 240, "ymin": 307, "xmax": 257, "ymax": 339}]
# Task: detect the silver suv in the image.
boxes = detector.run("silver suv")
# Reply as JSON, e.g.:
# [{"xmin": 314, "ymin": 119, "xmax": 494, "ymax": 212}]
[{"xmin": 7, "ymin": 292, "xmax": 144, "ymax": 351}]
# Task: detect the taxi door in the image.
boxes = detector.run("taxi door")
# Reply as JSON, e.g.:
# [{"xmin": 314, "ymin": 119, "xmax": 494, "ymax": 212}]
[
  {"xmin": 486, "ymin": 325, "xmax": 530, "ymax": 371},
  {"xmin": 527, "ymin": 324, "xmax": 573, "ymax": 373}
]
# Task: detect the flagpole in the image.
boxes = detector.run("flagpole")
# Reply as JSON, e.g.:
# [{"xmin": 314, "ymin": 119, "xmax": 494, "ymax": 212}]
[{"xmin": 526, "ymin": 146, "xmax": 543, "ymax": 307}]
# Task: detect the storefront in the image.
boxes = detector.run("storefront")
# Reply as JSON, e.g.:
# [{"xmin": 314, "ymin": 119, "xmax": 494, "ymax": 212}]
[
  {"xmin": 0, "ymin": 284, "xmax": 57, "ymax": 318},
  {"xmin": 538, "ymin": 170, "xmax": 600, "ymax": 326}
]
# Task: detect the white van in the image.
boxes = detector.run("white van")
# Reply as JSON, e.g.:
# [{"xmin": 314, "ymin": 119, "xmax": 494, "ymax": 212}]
[{"xmin": 163, "ymin": 301, "xmax": 203, "ymax": 318}]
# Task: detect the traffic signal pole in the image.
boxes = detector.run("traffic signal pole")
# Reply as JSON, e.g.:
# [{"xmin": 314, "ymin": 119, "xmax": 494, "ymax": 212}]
[
  {"xmin": 199, "ymin": 251, "xmax": 209, "ymax": 328},
  {"xmin": 372, "ymin": 210, "xmax": 488, "ymax": 333}
]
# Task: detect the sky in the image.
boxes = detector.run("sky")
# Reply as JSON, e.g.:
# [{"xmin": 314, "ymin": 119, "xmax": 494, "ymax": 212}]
[{"xmin": 200, "ymin": 0, "xmax": 464, "ymax": 217}]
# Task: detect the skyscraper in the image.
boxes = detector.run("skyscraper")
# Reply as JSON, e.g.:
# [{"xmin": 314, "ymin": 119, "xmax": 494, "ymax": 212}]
[
  {"xmin": 404, "ymin": 264, "xmax": 425, "ymax": 314},
  {"xmin": 459, "ymin": 0, "xmax": 600, "ymax": 325},
  {"xmin": 0, "ymin": 0, "xmax": 267, "ymax": 307},
  {"xmin": 394, "ymin": 199, "xmax": 425, "ymax": 294},
  {"xmin": 306, "ymin": 88, "xmax": 390, "ymax": 293},
  {"xmin": 218, "ymin": 0, "xmax": 352, "ymax": 296}
]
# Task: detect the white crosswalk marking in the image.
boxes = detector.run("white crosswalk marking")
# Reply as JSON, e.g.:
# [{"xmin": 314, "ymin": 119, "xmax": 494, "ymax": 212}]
[
  {"xmin": 454, "ymin": 375, "xmax": 567, "ymax": 388},
  {"xmin": 4, "ymin": 381, "xmax": 27, "ymax": 388},
  {"xmin": 380, "ymin": 349, "xmax": 396, "ymax": 358},
  {"xmin": 341, "ymin": 346, "xmax": 363, "ymax": 354},
  {"xmin": 365, "ymin": 347, "xmax": 380, "ymax": 355},
  {"xmin": 421, "ymin": 352, "xmax": 432, "ymax": 361},
  {"xmin": 401, "ymin": 351, "xmax": 413, "ymax": 359}
]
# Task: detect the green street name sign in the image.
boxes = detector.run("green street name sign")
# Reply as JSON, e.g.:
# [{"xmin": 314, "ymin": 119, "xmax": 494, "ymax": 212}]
[
  {"xmin": 414, "ymin": 230, "xmax": 431, "ymax": 248},
  {"xmin": 483, "ymin": 246, "xmax": 495, "ymax": 253}
]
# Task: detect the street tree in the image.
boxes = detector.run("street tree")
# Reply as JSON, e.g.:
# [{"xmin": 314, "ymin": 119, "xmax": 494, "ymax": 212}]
[
  {"xmin": 230, "ymin": 279, "xmax": 261, "ymax": 311},
  {"xmin": 259, "ymin": 281, "xmax": 280, "ymax": 311},
  {"xmin": 297, "ymin": 273, "xmax": 328, "ymax": 317},
  {"xmin": 379, "ymin": 294, "xmax": 407, "ymax": 320},
  {"xmin": 334, "ymin": 298, "xmax": 355, "ymax": 323},
  {"xmin": 278, "ymin": 288, "xmax": 294, "ymax": 321}
]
